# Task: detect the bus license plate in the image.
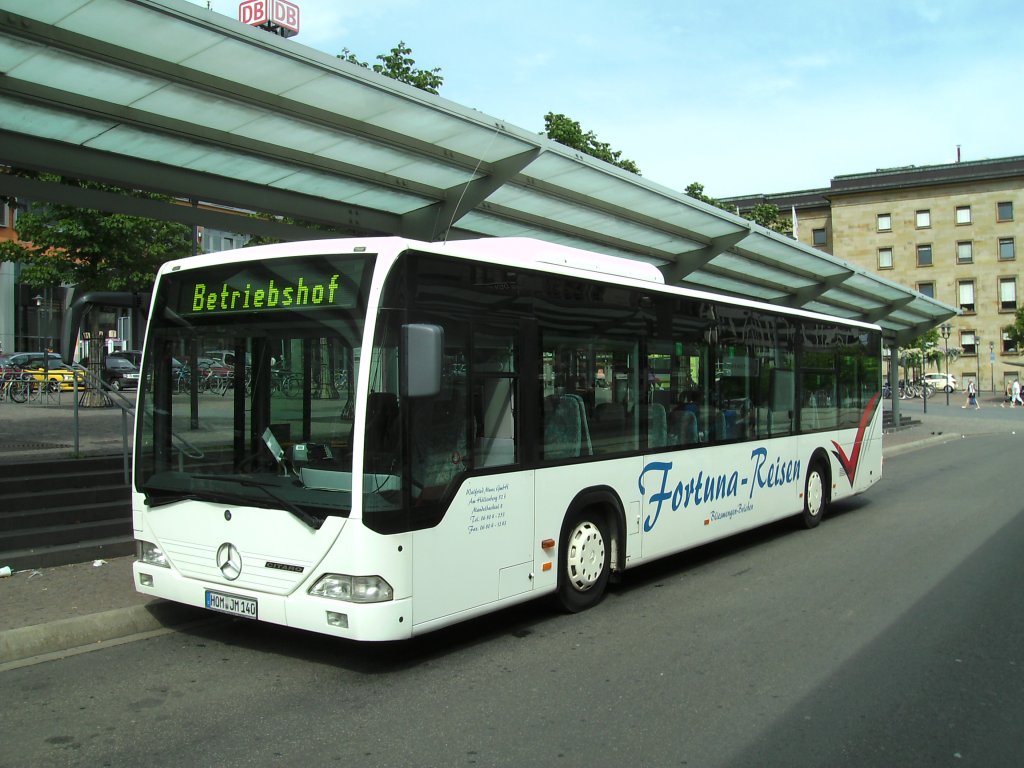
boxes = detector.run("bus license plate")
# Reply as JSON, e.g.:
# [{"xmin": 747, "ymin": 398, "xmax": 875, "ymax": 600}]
[{"xmin": 205, "ymin": 590, "xmax": 258, "ymax": 620}]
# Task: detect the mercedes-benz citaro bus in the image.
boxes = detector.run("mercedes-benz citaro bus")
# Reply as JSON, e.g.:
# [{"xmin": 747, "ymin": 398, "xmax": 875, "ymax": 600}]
[{"xmin": 132, "ymin": 237, "xmax": 882, "ymax": 641}]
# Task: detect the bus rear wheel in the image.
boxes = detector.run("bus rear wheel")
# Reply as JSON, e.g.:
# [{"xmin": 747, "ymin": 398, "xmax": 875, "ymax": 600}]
[
  {"xmin": 557, "ymin": 509, "xmax": 611, "ymax": 613},
  {"xmin": 801, "ymin": 461, "xmax": 829, "ymax": 529}
]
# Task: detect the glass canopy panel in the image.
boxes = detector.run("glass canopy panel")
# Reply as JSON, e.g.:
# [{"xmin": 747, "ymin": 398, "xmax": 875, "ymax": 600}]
[
  {"xmin": 8, "ymin": 47, "xmax": 168, "ymax": 106},
  {"xmin": 843, "ymin": 272, "xmax": 914, "ymax": 303},
  {"xmin": 0, "ymin": 32, "xmax": 41, "ymax": 71},
  {"xmin": 708, "ymin": 252, "xmax": 818, "ymax": 292},
  {"xmin": 133, "ymin": 84, "xmax": 266, "ymax": 133},
  {"xmin": 284, "ymin": 75, "xmax": 413, "ymax": 123},
  {"xmin": 57, "ymin": 0, "xmax": 227, "ymax": 63},
  {"xmin": 343, "ymin": 187, "xmax": 434, "ymax": 213},
  {"xmin": 0, "ymin": 96, "xmax": 115, "ymax": 144},
  {"xmin": 818, "ymin": 287, "xmax": 887, "ymax": 313},
  {"xmin": 803, "ymin": 302, "xmax": 859, "ymax": 319},
  {"xmin": 85, "ymin": 125, "xmax": 214, "ymax": 167},
  {"xmin": 269, "ymin": 171, "xmax": 431, "ymax": 214},
  {"xmin": 181, "ymin": 39, "xmax": 321, "ymax": 94},
  {"xmin": 182, "ymin": 150, "xmax": 297, "ymax": 186},
  {"xmin": 0, "ymin": 0, "xmax": 960, "ymax": 340},
  {"xmin": 682, "ymin": 272, "xmax": 787, "ymax": 302},
  {"xmin": 0, "ymin": 0, "xmax": 90, "ymax": 24},
  {"xmin": 232, "ymin": 114, "xmax": 348, "ymax": 155}
]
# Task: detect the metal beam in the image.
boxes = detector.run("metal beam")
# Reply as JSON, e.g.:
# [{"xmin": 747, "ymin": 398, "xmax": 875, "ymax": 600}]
[
  {"xmin": 0, "ymin": 173, "xmax": 348, "ymax": 240},
  {"xmin": 658, "ymin": 228, "xmax": 751, "ymax": 284},
  {"xmin": 0, "ymin": 132, "xmax": 403, "ymax": 235},
  {"xmin": 399, "ymin": 148, "xmax": 541, "ymax": 240}
]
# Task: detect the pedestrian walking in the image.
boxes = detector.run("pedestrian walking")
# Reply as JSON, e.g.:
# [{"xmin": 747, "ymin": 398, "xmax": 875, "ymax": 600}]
[
  {"xmin": 963, "ymin": 379, "xmax": 979, "ymax": 409},
  {"xmin": 1012, "ymin": 379, "xmax": 1023, "ymax": 408}
]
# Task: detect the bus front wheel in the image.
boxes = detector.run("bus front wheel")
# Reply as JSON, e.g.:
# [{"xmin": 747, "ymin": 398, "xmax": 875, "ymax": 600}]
[
  {"xmin": 801, "ymin": 461, "xmax": 829, "ymax": 529},
  {"xmin": 557, "ymin": 509, "xmax": 611, "ymax": 613}
]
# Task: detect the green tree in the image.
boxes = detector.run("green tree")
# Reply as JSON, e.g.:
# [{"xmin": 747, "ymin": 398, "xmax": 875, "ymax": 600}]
[
  {"xmin": 339, "ymin": 41, "xmax": 443, "ymax": 95},
  {"xmin": 898, "ymin": 328, "xmax": 943, "ymax": 386},
  {"xmin": 543, "ymin": 113, "xmax": 641, "ymax": 175},
  {"xmin": 0, "ymin": 175, "xmax": 190, "ymax": 404},
  {"xmin": 684, "ymin": 182, "xmax": 725, "ymax": 209},
  {"xmin": 1003, "ymin": 307, "xmax": 1024, "ymax": 353},
  {"xmin": 747, "ymin": 202, "xmax": 790, "ymax": 234},
  {"xmin": 684, "ymin": 183, "xmax": 790, "ymax": 235}
]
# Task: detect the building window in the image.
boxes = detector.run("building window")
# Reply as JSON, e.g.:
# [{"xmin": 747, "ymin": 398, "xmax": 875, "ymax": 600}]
[
  {"xmin": 999, "ymin": 237, "xmax": 1016, "ymax": 261},
  {"xmin": 878, "ymin": 247, "xmax": 893, "ymax": 269},
  {"xmin": 917, "ymin": 281, "xmax": 935, "ymax": 299},
  {"xmin": 1000, "ymin": 277, "xmax": 1017, "ymax": 312},
  {"xmin": 955, "ymin": 205, "xmax": 972, "ymax": 225},
  {"xmin": 0, "ymin": 202, "xmax": 8, "ymax": 228},
  {"xmin": 997, "ymin": 201, "xmax": 1014, "ymax": 222},
  {"xmin": 916, "ymin": 209, "xmax": 931, "ymax": 229},
  {"xmin": 961, "ymin": 331, "xmax": 978, "ymax": 356},
  {"xmin": 877, "ymin": 213, "xmax": 891, "ymax": 232},
  {"xmin": 1003, "ymin": 331, "xmax": 1017, "ymax": 354},
  {"xmin": 958, "ymin": 280, "xmax": 975, "ymax": 313},
  {"xmin": 916, "ymin": 243, "xmax": 933, "ymax": 267},
  {"xmin": 956, "ymin": 241, "xmax": 973, "ymax": 264},
  {"xmin": 812, "ymin": 227, "xmax": 827, "ymax": 246}
]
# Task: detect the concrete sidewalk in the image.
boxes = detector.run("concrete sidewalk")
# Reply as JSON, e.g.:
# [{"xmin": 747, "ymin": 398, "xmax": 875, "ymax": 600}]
[
  {"xmin": 0, "ymin": 389, "xmax": 136, "ymax": 463},
  {"xmin": 1, "ymin": 393, "xmax": 1019, "ymax": 666}
]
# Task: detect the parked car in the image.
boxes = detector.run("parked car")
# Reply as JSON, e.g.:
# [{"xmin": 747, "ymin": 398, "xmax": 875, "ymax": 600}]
[
  {"xmin": 203, "ymin": 349, "xmax": 250, "ymax": 369},
  {"xmin": 83, "ymin": 356, "xmax": 142, "ymax": 391},
  {"xmin": 100, "ymin": 356, "xmax": 142, "ymax": 391},
  {"xmin": 923, "ymin": 372, "xmax": 957, "ymax": 393},
  {"xmin": 8, "ymin": 352, "xmax": 86, "ymax": 391},
  {"xmin": 108, "ymin": 349, "xmax": 142, "ymax": 368},
  {"xmin": 6, "ymin": 351, "xmax": 64, "ymax": 369}
]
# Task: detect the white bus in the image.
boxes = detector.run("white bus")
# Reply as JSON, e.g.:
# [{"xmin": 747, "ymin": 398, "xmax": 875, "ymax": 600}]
[{"xmin": 132, "ymin": 237, "xmax": 883, "ymax": 641}]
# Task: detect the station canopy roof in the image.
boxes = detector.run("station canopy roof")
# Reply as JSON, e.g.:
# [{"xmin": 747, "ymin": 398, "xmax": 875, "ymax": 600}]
[{"xmin": 0, "ymin": 0, "xmax": 955, "ymax": 344}]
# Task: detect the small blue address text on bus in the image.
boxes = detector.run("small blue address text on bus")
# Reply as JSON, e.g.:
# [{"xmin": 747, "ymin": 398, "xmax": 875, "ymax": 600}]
[{"xmin": 638, "ymin": 447, "xmax": 802, "ymax": 532}]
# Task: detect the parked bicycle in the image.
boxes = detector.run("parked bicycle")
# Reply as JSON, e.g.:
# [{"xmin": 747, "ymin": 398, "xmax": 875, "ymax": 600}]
[{"xmin": 1, "ymin": 370, "xmax": 31, "ymax": 403}]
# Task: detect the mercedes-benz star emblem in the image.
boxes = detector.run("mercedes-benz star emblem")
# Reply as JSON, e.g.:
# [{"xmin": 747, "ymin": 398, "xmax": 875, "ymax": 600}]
[{"xmin": 216, "ymin": 542, "xmax": 242, "ymax": 581}]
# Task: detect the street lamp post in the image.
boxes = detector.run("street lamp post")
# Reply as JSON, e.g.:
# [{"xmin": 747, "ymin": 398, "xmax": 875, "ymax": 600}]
[
  {"xmin": 921, "ymin": 337, "xmax": 928, "ymax": 414},
  {"xmin": 989, "ymin": 340, "xmax": 995, "ymax": 394},
  {"xmin": 940, "ymin": 322, "xmax": 952, "ymax": 406},
  {"xmin": 34, "ymin": 293, "xmax": 49, "ymax": 386}
]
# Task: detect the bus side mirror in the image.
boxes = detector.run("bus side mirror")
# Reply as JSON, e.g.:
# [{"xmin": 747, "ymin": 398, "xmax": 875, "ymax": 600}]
[{"xmin": 402, "ymin": 324, "xmax": 443, "ymax": 398}]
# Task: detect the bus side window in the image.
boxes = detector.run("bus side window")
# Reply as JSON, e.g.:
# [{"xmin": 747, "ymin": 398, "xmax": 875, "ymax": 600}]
[
  {"xmin": 410, "ymin": 391, "xmax": 468, "ymax": 496},
  {"xmin": 473, "ymin": 328, "xmax": 518, "ymax": 468}
]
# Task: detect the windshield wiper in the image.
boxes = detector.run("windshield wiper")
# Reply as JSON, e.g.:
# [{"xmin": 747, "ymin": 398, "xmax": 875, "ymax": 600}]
[
  {"xmin": 192, "ymin": 474, "xmax": 323, "ymax": 530},
  {"xmin": 143, "ymin": 484, "xmax": 219, "ymax": 508},
  {"xmin": 143, "ymin": 484, "xmax": 255, "ymax": 510}
]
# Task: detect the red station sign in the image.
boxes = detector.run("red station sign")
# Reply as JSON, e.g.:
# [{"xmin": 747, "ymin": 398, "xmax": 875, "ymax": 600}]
[{"xmin": 238, "ymin": 0, "xmax": 300, "ymax": 38}]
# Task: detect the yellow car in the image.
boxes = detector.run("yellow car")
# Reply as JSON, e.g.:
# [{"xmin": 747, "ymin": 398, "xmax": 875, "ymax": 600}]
[
  {"xmin": 20, "ymin": 364, "xmax": 87, "ymax": 392},
  {"xmin": 8, "ymin": 352, "xmax": 87, "ymax": 392}
]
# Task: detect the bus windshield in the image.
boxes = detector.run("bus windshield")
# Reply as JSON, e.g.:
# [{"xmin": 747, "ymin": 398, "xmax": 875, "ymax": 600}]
[{"xmin": 135, "ymin": 253, "xmax": 374, "ymax": 521}]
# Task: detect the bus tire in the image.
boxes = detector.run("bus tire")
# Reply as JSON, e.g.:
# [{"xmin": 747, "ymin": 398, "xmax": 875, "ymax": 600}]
[
  {"xmin": 557, "ymin": 508, "xmax": 611, "ymax": 613},
  {"xmin": 801, "ymin": 459, "xmax": 829, "ymax": 529}
]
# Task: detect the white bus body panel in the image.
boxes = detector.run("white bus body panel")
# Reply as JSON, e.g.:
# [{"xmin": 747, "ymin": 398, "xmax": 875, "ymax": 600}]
[{"xmin": 411, "ymin": 471, "xmax": 536, "ymax": 628}]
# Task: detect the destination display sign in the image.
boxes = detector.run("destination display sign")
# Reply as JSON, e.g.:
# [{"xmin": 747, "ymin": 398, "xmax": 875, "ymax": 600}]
[{"xmin": 169, "ymin": 255, "xmax": 370, "ymax": 318}]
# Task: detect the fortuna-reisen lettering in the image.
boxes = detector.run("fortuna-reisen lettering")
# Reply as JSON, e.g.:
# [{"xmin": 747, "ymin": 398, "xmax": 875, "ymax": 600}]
[{"xmin": 637, "ymin": 448, "xmax": 801, "ymax": 532}]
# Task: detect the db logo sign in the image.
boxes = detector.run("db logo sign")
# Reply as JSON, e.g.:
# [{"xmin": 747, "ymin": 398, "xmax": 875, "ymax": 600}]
[{"xmin": 239, "ymin": 0, "xmax": 300, "ymax": 35}]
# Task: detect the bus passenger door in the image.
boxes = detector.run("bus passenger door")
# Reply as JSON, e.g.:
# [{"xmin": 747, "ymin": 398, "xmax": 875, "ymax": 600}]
[{"xmin": 411, "ymin": 322, "xmax": 534, "ymax": 628}]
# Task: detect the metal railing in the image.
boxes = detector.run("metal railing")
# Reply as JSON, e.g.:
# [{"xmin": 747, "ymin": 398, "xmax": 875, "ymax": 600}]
[{"xmin": 70, "ymin": 366, "xmax": 135, "ymax": 484}]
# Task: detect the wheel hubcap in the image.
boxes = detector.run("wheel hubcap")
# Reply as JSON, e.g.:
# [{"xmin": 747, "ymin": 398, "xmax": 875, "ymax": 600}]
[
  {"xmin": 807, "ymin": 471, "xmax": 823, "ymax": 516},
  {"xmin": 566, "ymin": 521, "xmax": 605, "ymax": 591}
]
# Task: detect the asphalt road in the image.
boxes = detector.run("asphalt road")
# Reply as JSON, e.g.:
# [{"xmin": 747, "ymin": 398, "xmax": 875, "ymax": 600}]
[{"xmin": 2, "ymin": 432, "xmax": 1022, "ymax": 768}]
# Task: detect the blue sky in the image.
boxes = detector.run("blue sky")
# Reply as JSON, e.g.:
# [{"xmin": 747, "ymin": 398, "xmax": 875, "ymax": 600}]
[{"xmin": 191, "ymin": 0, "xmax": 1024, "ymax": 197}]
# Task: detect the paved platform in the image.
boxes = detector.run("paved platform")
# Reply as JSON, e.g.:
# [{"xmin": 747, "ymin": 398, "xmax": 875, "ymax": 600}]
[
  {"xmin": 1, "ymin": 393, "xmax": 1019, "ymax": 665},
  {"xmin": 0, "ymin": 389, "xmax": 136, "ymax": 463}
]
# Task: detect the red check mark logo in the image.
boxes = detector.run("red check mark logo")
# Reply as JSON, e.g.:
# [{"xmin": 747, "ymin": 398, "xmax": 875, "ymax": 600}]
[{"xmin": 831, "ymin": 393, "xmax": 880, "ymax": 486}]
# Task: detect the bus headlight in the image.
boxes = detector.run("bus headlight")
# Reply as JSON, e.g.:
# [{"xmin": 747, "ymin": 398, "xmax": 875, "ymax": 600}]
[
  {"xmin": 308, "ymin": 574, "xmax": 394, "ymax": 603},
  {"xmin": 137, "ymin": 540, "xmax": 169, "ymax": 568}
]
